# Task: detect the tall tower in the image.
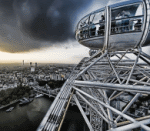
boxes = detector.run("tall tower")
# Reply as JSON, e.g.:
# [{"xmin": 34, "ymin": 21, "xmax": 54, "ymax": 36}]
[
  {"xmin": 30, "ymin": 62, "xmax": 32, "ymax": 66},
  {"xmin": 35, "ymin": 62, "xmax": 37, "ymax": 68},
  {"xmin": 23, "ymin": 60, "xmax": 24, "ymax": 65}
]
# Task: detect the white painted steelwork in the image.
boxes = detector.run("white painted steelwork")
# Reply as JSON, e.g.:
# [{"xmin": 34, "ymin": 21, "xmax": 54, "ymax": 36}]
[{"xmin": 37, "ymin": 0, "xmax": 150, "ymax": 130}]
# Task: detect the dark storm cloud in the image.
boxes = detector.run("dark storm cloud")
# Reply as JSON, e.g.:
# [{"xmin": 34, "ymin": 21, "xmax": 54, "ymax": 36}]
[{"xmin": 0, "ymin": 0, "xmax": 107, "ymax": 52}]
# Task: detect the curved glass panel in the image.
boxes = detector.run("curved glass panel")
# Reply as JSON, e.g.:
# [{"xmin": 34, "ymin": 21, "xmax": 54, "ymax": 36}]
[
  {"xmin": 76, "ymin": 10, "xmax": 105, "ymax": 41},
  {"xmin": 111, "ymin": 3, "xmax": 143, "ymax": 20},
  {"xmin": 92, "ymin": 11, "xmax": 104, "ymax": 24},
  {"xmin": 111, "ymin": 3, "xmax": 144, "ymax": 34},
  {"xmin": 76, "ymin": 15, "xmax": 90, "ymax": 40},
  {"xmin": 78, "ymin": 16, "xmax": 89, "ymax": 29},
  {"xmin": 89, "ymin": 11, "xmax": 105, "ymax": 37}
]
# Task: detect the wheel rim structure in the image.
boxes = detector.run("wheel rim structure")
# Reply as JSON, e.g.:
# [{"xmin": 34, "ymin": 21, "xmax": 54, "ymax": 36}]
[{"xmin": 72, "ymin": 49, "xmax": 150, "ymax": 131}]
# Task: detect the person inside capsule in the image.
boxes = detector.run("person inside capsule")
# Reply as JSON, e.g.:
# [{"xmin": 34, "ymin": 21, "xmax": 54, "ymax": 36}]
[
  {"xmin": 98, "ymin": 15, "xmax": 105, "ymax": 35},
  {"xmin": 79, "ymin": 24, "xmax": 83, "ymax": 39},
  {"xmin": 115, "ymin": 12, "xmax": 123, "ymax": 33},
  {"xmin": 121, "ymin": 11, "xmax": 130, "ymax": 32},
  {"xmin": 134, "ymin": 19, "xmax": 142, "ymax": 31},
  {"xmin": 83, "ymin": 21, "xmax": 89, "ymax": 38},
  {"xmin": 115, "ymin": 10, "xmax": 130, "ymax": 33},
  {"xmin": 79, "ymin": 20, "xmax": 88, "ymax": 39},
  {"xmin": 89, "ymin": 22, "xmax": 96, "ymax": 37}
]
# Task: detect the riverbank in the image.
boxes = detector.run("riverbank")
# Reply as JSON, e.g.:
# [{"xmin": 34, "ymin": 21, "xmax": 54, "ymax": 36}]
[
  {"xmin": 0, "ymin": 95, "xmax": 87, "ymax": 131},
  {"xmin": 0, "ymin": 100, "xmax": 19, "ymax": 110},
  {"xmin": 0, "ymin": 86, "xmax": 33, "ymax": 107},
  {"xmin": 0, "ymin": 97, "xmax": 53, "ymax": 131}
]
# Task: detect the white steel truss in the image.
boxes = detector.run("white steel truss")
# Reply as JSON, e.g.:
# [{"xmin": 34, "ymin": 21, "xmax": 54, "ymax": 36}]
[{"xmin": 37, "ymin": 48, "xmax": 150, "ymax": 131}]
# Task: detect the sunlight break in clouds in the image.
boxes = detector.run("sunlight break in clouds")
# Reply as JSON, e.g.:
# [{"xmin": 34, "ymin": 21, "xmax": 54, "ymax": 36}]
[
  {"xmin": 0, "ymin": 0, "xmax": 149, "ymax": 64},
  {"xmin": 0, "ymin": 42, "xmax": 89, "ymax": 64}
]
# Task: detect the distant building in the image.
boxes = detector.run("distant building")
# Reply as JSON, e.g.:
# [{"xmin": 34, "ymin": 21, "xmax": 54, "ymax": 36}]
[
  {"xmin": 0, "ymin": 82, "xmax": 3, "ymax": 88},
  {"xmin": 23, "ymin": 60, "xmax": 24, "ymax": 65},
  {"xmin": 8, "ymin": 82, "xmax": 15, "ymax": 88},
  {"xmin": 14, "ymin": 82, "xmax": 17, "ymax": 88},
  {"xmin": 23, "ymin": 77, "xmax": 28, "ymax": 83},
  {"xmin": 31, "ymin": 66, "xmax": 35, "ymax": 72},
  {"xmin": 17, "ymin": 73, "xmax": 22, "ymax": 78},
  {"xmin": 29, "ymin": 81, "xmax": 34, "ymax": 86},
  {"xmin": 3, "ymin": 84, "xmax": 8, "ymax": 90},
  {"xmin": 30, "ymin": 62, "xmax": 32, "ymax": 66}
]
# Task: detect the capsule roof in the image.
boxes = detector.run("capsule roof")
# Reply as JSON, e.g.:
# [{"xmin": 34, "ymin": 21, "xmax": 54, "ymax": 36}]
[
  {"xmin": 89, "ymin": 0, "xmax": 143, "ymax": 15},
  {"xmin": 110, "ymin": 0, "xmax": 143, "ymax": 8}
]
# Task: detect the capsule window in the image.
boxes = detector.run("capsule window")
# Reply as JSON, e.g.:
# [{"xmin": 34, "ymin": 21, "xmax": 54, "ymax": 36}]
[
  {"xmin": 111, "ymin": 3, "xmax": 144, "ymax": 34},
  {"xmin": 92, "ymin": 12, "xmax": 104, "ymax": 24},
  {"xmin": 89, "ymin": 11, "xmax": 105, "ymax": 37},
  {"xmin": 112, "ymin": 3, "xmax": 143, "ymax": 20},
  {"xmin": 76, "ymin": 16, "xmax": 90, "ymax": 40},
  {"xmin": 78, "ymin": 16, "xmax": 89, "ymax": 29}
]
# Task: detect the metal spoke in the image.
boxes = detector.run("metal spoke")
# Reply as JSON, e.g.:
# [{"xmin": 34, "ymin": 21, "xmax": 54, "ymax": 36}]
[
  {"xmin": 76, "ymin": 51, "xmax": 108, "ymax": 78},
  {"xmin": 109, "ymin": 119, "xmax": 150, "ymax": 131},
  {"xmin": 73, "ymin": 95, "xmax": 94, "ymax": 131},
  {"xmin": 107, "ymin": 54, "xmax": 122, "ymax": 84},
  {"xmin": 74, "ymin": 80, "xmax": 150, "ymax": 94},
  {"xmin": 74, "ymin": 88, "xmax": 150, "ymax": 131}
]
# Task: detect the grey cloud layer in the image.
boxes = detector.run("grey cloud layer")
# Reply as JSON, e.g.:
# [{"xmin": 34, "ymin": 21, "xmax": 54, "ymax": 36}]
[{"xmin": 0, "ymin": 0, "xmax": 94, "ymax": 52}]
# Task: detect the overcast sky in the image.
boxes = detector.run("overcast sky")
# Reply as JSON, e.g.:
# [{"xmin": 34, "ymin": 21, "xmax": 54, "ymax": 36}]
[{"xmin": 0, "ymin": 0, "xmax": 149, "ymax": 63}]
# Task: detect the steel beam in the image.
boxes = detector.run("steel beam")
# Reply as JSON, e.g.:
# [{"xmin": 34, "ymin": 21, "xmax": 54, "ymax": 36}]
[
  {"xmin": 109, "ymin": 119, "xmax": 150, "ymax": 131},
  {"xmin": 74, "ymin": 88, "xmax": 135, "ymax": 122},
  {"xmin": 73, "ymin": 95, "xmax": 94, "ymax": 131},
  {"xmin": 74, "ymin": 87, "xmax": 150, "ymax": 131},
  {"xmin": 107, "ymin": 55, "xmax": 122, "ymax": 84},
  {"xmin": 76, "ymin": 51, "xmax": 107, "ymax": 78},
  {"xmin": 115, "ymin": 93, "xmax": 141, "ymax": 123},
  {"xmin": 117, "ymin": 116, "xmax": 150, "ymax": 127},
  {"xmin": 89, "ymin": 88, "xmax": 108, "ymax": 119},
  {"xmin": 126, "ymin": 52, "xmax": 140, "ymax": 85},
  {"xmin": 75, "ymin": 89, "xmax": 110, "ymax": 124},
  {"xmin": 74, "ymin": 80, "xmax": 150, "ymax": 94}
]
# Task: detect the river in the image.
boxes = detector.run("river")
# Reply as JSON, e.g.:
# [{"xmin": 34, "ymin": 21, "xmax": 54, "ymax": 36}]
[{"xmin": 0, "ymin": 96, "xmax": 88, "ymax": 131}]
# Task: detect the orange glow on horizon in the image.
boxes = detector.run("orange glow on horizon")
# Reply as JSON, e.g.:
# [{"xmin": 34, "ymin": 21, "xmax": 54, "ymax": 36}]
[{"xmin": 0, "ymin": 46, "xmax": 89, "ymax": 64}]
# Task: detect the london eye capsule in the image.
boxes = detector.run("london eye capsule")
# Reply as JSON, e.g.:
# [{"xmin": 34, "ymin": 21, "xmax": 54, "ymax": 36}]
[{"xmin": 75, "ymin": 0, "xmax": 150, "ymax": 52}]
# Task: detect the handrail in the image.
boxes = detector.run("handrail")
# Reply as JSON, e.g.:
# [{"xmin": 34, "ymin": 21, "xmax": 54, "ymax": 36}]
[{"xmin": 57, "ymin": 91, "xmax": 74, "ymax": 131}]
